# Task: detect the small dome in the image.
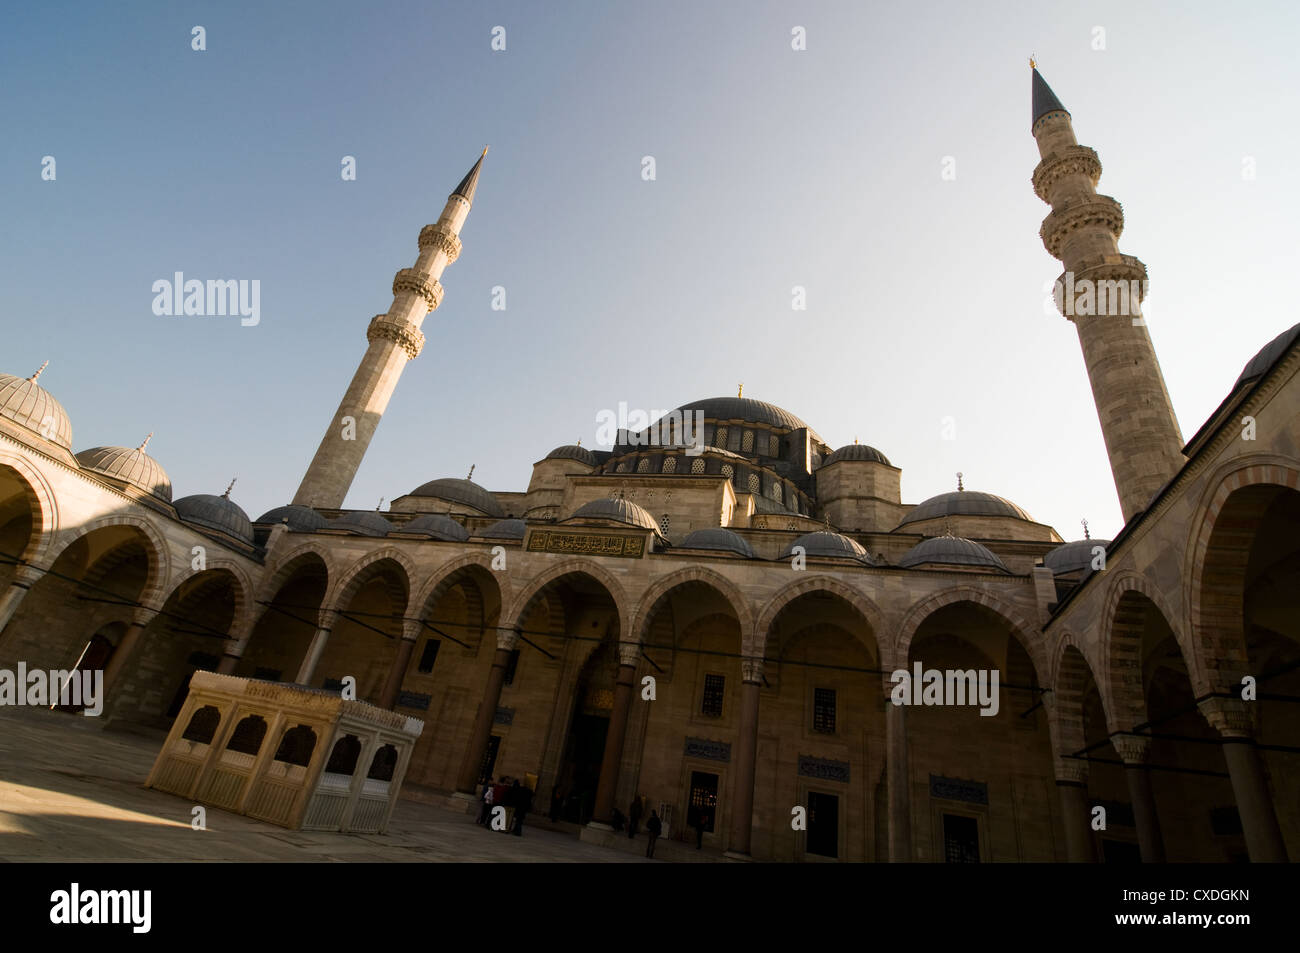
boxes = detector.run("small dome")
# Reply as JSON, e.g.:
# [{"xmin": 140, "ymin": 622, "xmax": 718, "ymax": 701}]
[
  {"xmin": 1042, "ymin": 538, "xmax": 1111, "ymax": 575},
  {"xmin": 898, "ymin": 536, "xmax": 1010, "ymax": 572},
  {"xmin": 331, "ymin": 511, "xmax": 394, "ymax": 537},
  {"xmin": 255, "ymin": 504, "xmax": 329, "ymax": 532},
  {"xmin": 779, "ymin": 531, "xmax": 878, "ymax": 566},
  {"xmin": 175, "ymin": 493, "xmax": 254, "ymax": 543},
  {"xmin": 0, "ymin": 367, "xmax": 72, "ymax": 450},
  {"xmin": 898, "ymin": 490, "xmax": 1032, "ymax": 527},
  {"xmin": 678, "ymin": 528, "xmax": 755, "ymax": 558},
  {"xmin": 567, "ymin": 498, "xmax": 659, "ymax": 531},
  {"xmin": 824, "ymin": 444, "xmax": 891, "ymax": 467},
  {"xmin": 75, "ymin": 442, "xmax": 172, "ymax": 502},
  {"xmin": 544, "ymin": 445, "xmax": 598, "ymax": 466},
  {"xmin": 401, "ymin": 514, "xmax": 469, "ymax": 541},
  {"xmin": 479, "ymin": 518, "xmax": 526, "ymax": 539},
  {"xmin": 408, "ymin": 477, "xmax": 504, "ymax": 517},
  {"xmin": 1235, "ymin": 322, "xmax": 1300, "ymax": 388}
]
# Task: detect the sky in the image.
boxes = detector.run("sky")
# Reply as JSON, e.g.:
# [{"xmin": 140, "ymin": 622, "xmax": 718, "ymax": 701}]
[{"xmin": 3, "ymin": 0, "xmax": 1298, "ymax": 542}]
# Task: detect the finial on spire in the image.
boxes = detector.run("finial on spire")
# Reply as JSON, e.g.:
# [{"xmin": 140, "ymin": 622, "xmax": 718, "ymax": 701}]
[
  {"xmin": 28, "ymin": 361, "xmax": 49, "ymax": 383},
  {"xmin": 854, "ymin": 436, "xmax": 859, "ymax": 445},
  {"xmin": 1029, "ymin": 54, "xmax": 1036, "ymax": 69},
  {"xmin": 137, "ymin": 432, "xmax": 153, "ymax": 452},
  {"xmin": 576, "ymin": 438, "xmax": 581, "ymax": 447},
  {"xmin": 956, "ymin": 471, "xmax": 964, "ymax": 492},
  {"xmin": 467, "ymin": 464, "xmax": 476, "ymax": 481},
  {"xmin": 222, "ymin": 477, "xmax": 237, "ymax": 499},
  {"xmin": 1081, "ymin": 517, "xmax": 1090, "ymax": 540},
  {"xmin": 377, "ymin": 497, "xmax": 385, "ymax": 511},
  {"xmin": 824, "ymin": 513, "xmax": 831, "ymax": 531},
  {"xmin": 738, "ymin": 382, "xmax": 743, "ymax": 398}
]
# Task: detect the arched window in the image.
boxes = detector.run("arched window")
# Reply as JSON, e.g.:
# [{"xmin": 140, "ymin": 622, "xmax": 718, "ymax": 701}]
[
  {"xmin": 226, "ymin": 715, "xmax": 267, "ymax": 755},
  {"xmin": 691, "ymin": 458, "xmax": 706, "ymax": 474},
  {"xmin": 181, "ymin": 705, "xmax": 221, "ymax": 744},
  {"xmin": 325, "ymin": 734, "xmax": 362, "ymax": 775},
  {"xmin": 748, "ymin": 473, "xmax": 760, "ymax": 494},
  {"xmin": 720, "ymin": 464, "xmax": 734, "ymax": 482},
  {"xmin": 769, "ymin": 434, "xmax": 780, "ymax": 456},
  {"xmin": 659, "ymin": 514, "xmax": 670, "ymax": 535},
  {"xmin": 716, "ymin": 427, "xmax": 728, "ymax": 448},
  {"xmin": 742, "ymin": 430, "xmax": 754, "ymax": 453},
  {"xmin": 367, "ymin": 745, "xmax": 399, "ymax": 782},
  {"xmin": 662, "ymin": 456, "xmax": 676, "ymax": 474},
  {"xmin": 637, "ymin": 458, "xmax": 652, "ymax": 473},
  {"xmin": 274, "ymin": 725, "xmax": 318, "ymax": 767},
  {"xmin": 773, "ymin": 483, "xmax": 783, "ymax": 503}
]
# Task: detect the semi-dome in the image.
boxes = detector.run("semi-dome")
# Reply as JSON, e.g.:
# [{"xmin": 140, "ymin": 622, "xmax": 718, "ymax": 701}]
[
  {"xmin": 779, "ymin": 531, "xmax": 878, "ymax": 566},
  {"xmin": 330, "ymin": 511, "xmax": 394, "ymax": 537},
  {"xmin": 544, "ymin": 444, "xmax": 598, "ymax": 466},
  {"xmin": 677, "ymin": 528, "xmax": 755, "ymax": 558},
  {"xmin": 401, "ymin": 514, "xmax": 469, "ymax": 541},
  {"xmin": 898, "ymin": 536, "xmax": 1010, "ymax": 572},
  {"xmin": 566, "ymin": 498, "xmax": 659, "ymax": 531},
  {"xmin": 408, "ymin": 477, "xmax": 504, "ymax": 517},
  {"xmin": 255, "ymin": 504, "xmax": 329, "ymax": 532},
  {"xmin": 823, "ymin": 444, "xmax": 891, "ymax": 467},
  {"xmin": 898, "ymin": 490, "xmax": 1032, "ymax": 527},
  {"xmin": 175, "ymin": 493, "xmax": 254, "ymax": 543},
  {"xmin": 1042, "ymin": 538, "xmax": 1111, "ymax": 575},
  {"xmin": 479, "ymin": 518, "xmax": 526, "ymax": 539},
  {"xmin": 1235, "ymin": 322, "xmax": 1300, "ymax": 388},
  {"xmin": 75, "ymin": 439, "xmax": 172, "ymax": 502},
  {"xmin": 0, "ymin": 365, "xmax": 72, "ymax": 450}
]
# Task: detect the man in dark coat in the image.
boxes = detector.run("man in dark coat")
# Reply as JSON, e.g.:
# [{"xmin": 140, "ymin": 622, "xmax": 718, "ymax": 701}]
[{"xmin": 645, "ymin": 810, "xmax": 662, "ymax": 859}]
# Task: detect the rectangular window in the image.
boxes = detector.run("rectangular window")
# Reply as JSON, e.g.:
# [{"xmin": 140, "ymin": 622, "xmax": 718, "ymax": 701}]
[
  {"xmin": 813, "ymin": 688, "xmax": 837, "ymax": 733},
  {"xmin": 418, "ymin": 639, "xmax": 441, "ymax": 674},
  {"xmin": 702, "ymin": 674, "xmax": 725, "ymax": 716},
  {"xmin": 503, "ymin": 648, "xmax": 521, "ymax": 686},
  {"xmin": 943, "ymin": 814, "xmax": 980, "ymax": 863}
]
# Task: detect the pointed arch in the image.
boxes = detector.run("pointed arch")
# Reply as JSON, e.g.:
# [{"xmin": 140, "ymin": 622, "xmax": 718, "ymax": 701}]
[
  {"xmin": 755, "ymin": 574, "xmax": 887, "ymax": 663},
  {"xmin": 630, "ymin": 565, "xmax": 753, "ymax": 649},
  {"xmin": 502, "ymin": 558, "xmax": 628, "ymax": 642},
  {"xmin": 895, "ymin": 585, "xmax": 1045, "ymax": 685}
]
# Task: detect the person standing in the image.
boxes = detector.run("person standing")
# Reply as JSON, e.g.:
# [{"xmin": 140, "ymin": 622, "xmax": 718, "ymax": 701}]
[
  {"xmin": 645, "ymin": 809, "xmax": 662, "ymax": 859},
  {"xmin": 513, "ymin": 781, "xmax": 532, "ymax": 836},
  {"xmin": 628, "ymin": 796, "xmax": 643, "ymax": 839},
  {"xmin": 477, "ymin": 777, "xmax": 495, "ymax": 826}
]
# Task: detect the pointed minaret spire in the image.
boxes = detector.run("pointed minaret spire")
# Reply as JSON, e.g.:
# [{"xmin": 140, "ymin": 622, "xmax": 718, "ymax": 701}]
[
  {"xmin": 222, "ymin": 477, "xmax": 237, "ymax": 499},
  {"xmin": 137, "ymin": 432, "xmax": 154, "ymax": 453},
  {"xmin": 293, "ymin": 149, "xmax": 486, "ymax": 509},
  {"xmin": 467, "ymin": 464, "xmax": 476, "ymax": 481},
  {"xmin": 28, "ymin": 361, "xmax": 49, "ymax": 383},
  {"xmin": 376, "ymin": 497, "xmax": 385, "ymax": 511},
  {"xmin": 1031, "ymin": 67, "xmax": 1183, "ymax": 521}
]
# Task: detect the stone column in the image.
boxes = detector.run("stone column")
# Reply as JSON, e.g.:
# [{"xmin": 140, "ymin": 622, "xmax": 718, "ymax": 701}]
[
  {"xmin": 378, "ymin": 619, "xmax": 423, "ymax": 710},
  {"xmin": 294, "ymin": 610, "xmax": 338, "ymax": 685},
  {"xmin": 101, "ymin": 608, "xmax": 158, "ymax": 697},
  {"xmin": 0, "ymin": 564, "xmax": 42, "ymax": 638},
  {"xmin": 216, "ymin": 614, "xmax": 257, "ymax": 676},
  {"xmin": 456, "ymin": 628, "xmax": 518, "ymax": 794},
  {"xmin": 725, "ymin": 656, "xmax": 763, "ymax": 859},
  {"xmin": 590, "ymin": 642, "xmax": 639, "ymax": 827},
  {"xmin": 885, "ymin": 678, "xmax": 912, "ymax": 862},
  {"xmin": 1112, "ymin": 734, "xmax": 1165, "ymax": 863},
  {"xmin": 1198, "ymin": 697, "xmax": 1289, "ymax": 863},
  {"xmin": 1054, "ymin": 759, "xmax": 1096, "ymax": 863}
]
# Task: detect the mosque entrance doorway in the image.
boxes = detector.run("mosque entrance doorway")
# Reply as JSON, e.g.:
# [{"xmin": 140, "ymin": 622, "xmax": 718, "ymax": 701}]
[{"xmin": 558, "ymin": 641, "xmax": 616, "ymax": 824}]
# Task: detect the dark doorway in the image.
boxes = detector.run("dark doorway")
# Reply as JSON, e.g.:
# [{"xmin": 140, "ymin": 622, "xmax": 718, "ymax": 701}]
[
  {"xmin": 54, "ymin": 632, "xmax": 116, "ymax": 712},
  {"xmin": 807, "ymin": 791, "xmax": 839, "ymax": 858},
  {"xmin": 558, "ymin": 642, "xmax": 617, "ymax": 824},
  {"xmin": 688, "ymin": 771, "xmax": 719, "ymax": 836},
  {"xmin": 943, "ymin": 813, "xmax": 980, "ymax": 863}
]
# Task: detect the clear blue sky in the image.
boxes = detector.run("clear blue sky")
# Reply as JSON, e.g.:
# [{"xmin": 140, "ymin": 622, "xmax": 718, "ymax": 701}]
[{"xmin": 4, "ymin": 0, "xmax": 1298, "ymax": 541}]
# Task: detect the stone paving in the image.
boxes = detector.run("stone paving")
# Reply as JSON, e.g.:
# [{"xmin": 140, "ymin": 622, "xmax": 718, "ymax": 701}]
[{"xmin": 0, "ymin": 707, "xmax": 654, "ymax": 863}]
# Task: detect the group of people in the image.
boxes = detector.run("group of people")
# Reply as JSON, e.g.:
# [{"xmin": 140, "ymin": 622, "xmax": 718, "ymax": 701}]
[{"xmin": 476, "ymin": 776, "xmax": 533, "ymax": 836}]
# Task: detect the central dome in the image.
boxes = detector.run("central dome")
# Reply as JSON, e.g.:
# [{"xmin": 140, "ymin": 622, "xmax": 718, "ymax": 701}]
[
  {"xmin": 665, "ymin": 396, "xmax": 819, "ymax": 437},
  {"xmin": 898, "ymin": 490, "xmax": 1031, "ymax": 527},
  {"xmin": 408, "ymin": 477, "xmax": 505, "ymax": 518}
]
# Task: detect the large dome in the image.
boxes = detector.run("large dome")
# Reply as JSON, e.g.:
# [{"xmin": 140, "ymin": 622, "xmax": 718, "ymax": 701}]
[
  {"xmin": 0, "ymin": 366, "xmax": 72, "ymax": 450},
  {"xmin": 75, "ymin": 440, "xmax": 171, "ymax": 502},
  {"xmin": 408, "ymin": 477, "xmax": 504, "ymax": 518},
  {"xmin": 897, "ymin": 490, "xmax": 1032, "ymax": 527},
  {"xmin": 1235, "ymin": 322, "xmax": 1300, "ymax": 388},
  {"xmin": 255, "ymin": 504, "xmax": 329, "ymax": 532},
  {"xmin": 779, "ymin": 531, "xmax": 878, "ymax": 566},
  {"xmin": 666, "ymin": 396, "xmax": 820, "ymax": 438},
  {"xmin": 566, "ymin": 498, "xmax": 659, "ymax": 531},
  {"xmin": 175, "ymin": 493, "xmax": 254, "ymax": 543},
  {"xmin": 898, "ymin": 536, "xmax": 1009, "ymax": 572}
]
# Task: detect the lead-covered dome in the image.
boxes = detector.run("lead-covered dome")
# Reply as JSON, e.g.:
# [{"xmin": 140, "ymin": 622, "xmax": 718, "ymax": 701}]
[
  {"xmin": 1235, "ymin": 322, "xmax": 1300, "ymax": 388},
  {"xmin": 0, "ymin": 365, "xmax": 72, "ymax": 450},
  {"xmin": 544, "ymin": 444, "xmax": 598, "ymax": 466},
  {"xmin": 566, "ymin": 498, "xmax": 659, "ymax": 531},
  {"xmin": 408, "ymin": 477, "xmax": 504, "ymax": 518},
  {"xmin": 76, "ymin": 439, "xmax": 172, "ymax": 502},
  {"xmin": 898, "ymin": 490, "xmax": 1031, "ymax": 527},
  {"xmin": 677, "ymin": 528, "xmax": 756, "ymax": 558},
  {"xmin": 1042, "ymin": 538, "xmax": 1110, "ymax": 575},
  {"xmin": 669, "ymin": 396, "xmax": 814, "ymax": 434},
  {"xmin": 779, "ymin": 531, "xmax": 878, "ymax": 566},
  {"xmin": 331, "ymin": 511, "xmax": 394, "ymax": 537},
  {"xmin": 898, "ymin": 536, "xmax": 1009, "ymax": 572},
  {"xmin": 401, "ymin": 514, "xmax": 469, "ymax": 541},
  {"xmin": 479, "ymin": 518, "xmax": 526, "ymax": 539},
  {"xmin": 255, "ymin": 504, "xmax": 329, "ymax": 532},
  {"xmin": 823, "ymin": 444, "xmax": 891, "ymax": 467},
  {"xmin": 175, "ymin": 493, "xmax": 254, "ymax": 543}
]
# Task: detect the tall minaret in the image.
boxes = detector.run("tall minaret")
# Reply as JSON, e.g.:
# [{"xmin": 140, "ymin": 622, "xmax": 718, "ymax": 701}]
[
  {"xmin": 293, "ymin": 149, "xmax": 487, "ymax": 509},
  {"xmin": 1031, "ymin": 66, "xmax": 1183, "ymax": 522}
]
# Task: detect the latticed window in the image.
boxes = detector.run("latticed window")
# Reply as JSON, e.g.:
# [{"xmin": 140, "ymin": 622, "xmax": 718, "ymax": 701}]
[
  {"xmin": 662, "ymin": 456, "xmax": 677, "ymax": 474},
  {"xmin": 617, "ymin": 462, "xmax": 628, "ymax": 472},
  {"xmin": 637, "ymin": 458, "xmax": 652, "ymax": 473},
  {"xmin": 691, "ymin": 458, "xmax": 706, "ymax": 474},
  {"xmin": 721, "ymin": 464, "xmax": 734, "ymax": 481},
  {"xmin": 716, "ymin": 427, "xmax": 728, "ymax": 447},
  {"xmin": 702, "ymin": 674, "xmax": 725, "ymax": 716},
  {"xmin": 773, "ymin": 483, "xmax": 783, "ymax": 503},
  {"xmin": 813, "ymin": 688, "xmax": 837, "ymax": 733},
  {"xmin": 748, "ymin": 473, "xmax": 760, "ymax": 493},
  {"xmin": 659, "ymin": 513, "xmax": 670, "ymax": 535},
  {"xmin": 769, "ymin": 434, "xmax": 780, "ymax": 456},
  {"xmin": 742, "ymin": 430, "xmax": 754, "ymax": 452}
]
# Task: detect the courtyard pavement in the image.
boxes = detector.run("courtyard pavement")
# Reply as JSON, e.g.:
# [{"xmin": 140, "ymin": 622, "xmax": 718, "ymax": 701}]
[{"xmin": 0, "ymin": 706, "xmax": 657, "ymax": 863}]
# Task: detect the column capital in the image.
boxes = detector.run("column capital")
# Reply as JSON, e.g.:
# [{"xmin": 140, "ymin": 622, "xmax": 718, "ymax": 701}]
[
  {"xmin": 1054, "ymin": 757, "xmax": 1090, "ymax": 785},
  {"xmin": 401, "ymin": 618, "xmax": 423, "ymax": 643},
  {"xmin": 617, "ymin": 641, "xmax": 641, "ymax": 668},
  {"xmin": 1110, "ymin": 732, "xmax": 1151, "ymax": 765},
  {"xmin": 496, "ymin": 628, "xmax": 519, "ymax": 652},
  {"xmin": 740, "ymin": 655, "xmax": 764, "ymax": 684},
  {"xmin": 1197, "ymin": 695, "xmax": 1259, "ymax": 740},
  {"xmin": 9, "ymin": 563, "xmax": 44, "ymax": 588},
  {"xmin": 317, "ymin": 608, "xmax": 339, "ymax": 631}
]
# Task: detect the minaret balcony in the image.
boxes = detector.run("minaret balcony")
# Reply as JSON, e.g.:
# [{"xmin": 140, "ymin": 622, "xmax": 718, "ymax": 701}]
[
  {"xmin": 1039, "ymin": 194, "xmax": 1125, "ymax": 259},
  {"xmin": 418, "ymin": 223, "xmax": 462, "ymax": 263},
  {"xmin": 392, "ymin": 269, "xmax": 444, "ymax": 311},
  {"xmin": 1032, "ymin": 145, "xmax": 1102, "ymax": 202}
]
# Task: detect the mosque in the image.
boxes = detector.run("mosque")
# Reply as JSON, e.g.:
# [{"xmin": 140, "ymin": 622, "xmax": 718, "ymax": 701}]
[{"xmin": 0, "ymin": 68, "xmax": 1295, "ymax": 862}]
